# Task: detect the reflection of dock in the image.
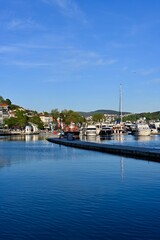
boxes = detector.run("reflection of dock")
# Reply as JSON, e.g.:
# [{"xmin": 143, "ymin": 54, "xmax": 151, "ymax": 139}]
[
  {"xmin": 0, "ymin": 130, "xmax": 20, "ymax": 136},
  {"xmin": 0, "ymin": 128, "xmax": 39, "ymax": 136},
  {"xmin": 47, "ymin": 138, "xmax": 160, "ymax": 162}
]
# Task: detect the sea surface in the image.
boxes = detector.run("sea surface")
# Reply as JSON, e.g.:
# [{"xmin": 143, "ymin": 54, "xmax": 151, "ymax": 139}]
[{"xmin": 0, "ymin": 134, "xmax": 160, "ymax": 240}]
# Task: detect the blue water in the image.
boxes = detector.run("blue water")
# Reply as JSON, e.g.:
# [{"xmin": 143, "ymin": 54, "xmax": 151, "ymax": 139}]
[
  {"xmin": 81, "ymin": 134, "xmax": 160, "ymax": 149},
  {"xmin": 0, "ymin": 134, "xmax": 160, "ymax": 240}
]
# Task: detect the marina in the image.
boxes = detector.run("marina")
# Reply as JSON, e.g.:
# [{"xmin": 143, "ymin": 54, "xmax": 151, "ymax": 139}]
[{"xmin": 1, "ymin": 0, "xmax": 160, "ymax": 239}]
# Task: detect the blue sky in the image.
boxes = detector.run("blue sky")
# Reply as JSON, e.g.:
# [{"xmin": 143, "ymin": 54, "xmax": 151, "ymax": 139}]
[{"xmin": 0, "ymin": 0, "xmax": 160, "ymax": 113}]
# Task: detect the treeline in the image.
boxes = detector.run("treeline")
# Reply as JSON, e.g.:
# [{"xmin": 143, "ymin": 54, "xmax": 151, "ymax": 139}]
[
  {"xmin": 4, "ymin": 110, "xmax": 43, "ymax": 130},
  {"xmin": 123, "ymin": 111, "xmax": 160, "ymax": 122},
  {"xmin": 0, "ymin": 96, "xmax": 85, "ymax": 129},
  {"xmin": 0, "ymin": 96, "xmax": 42, "ymax": 129},
  {"xmin": 1, "ymin": 96, "xmax": 160, "ymax": 128},
  {"xmin": 5, "ymin": 108, "xmax": 85, "ymax": 130},
  {"xmin": 50, "ymin": 109, "xmax": 86, "ymax": 125}
]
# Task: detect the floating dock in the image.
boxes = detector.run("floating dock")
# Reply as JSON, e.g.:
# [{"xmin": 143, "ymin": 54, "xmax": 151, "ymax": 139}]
[{"xmin": 47, "ymin": 138, "xmax": 160, "ymax": 162}]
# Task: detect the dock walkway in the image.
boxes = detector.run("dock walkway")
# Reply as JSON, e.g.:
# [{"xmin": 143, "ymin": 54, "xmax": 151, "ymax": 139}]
[{"xmin": 47, "ymin": 138, "xmax": 160, "ymax": 162}]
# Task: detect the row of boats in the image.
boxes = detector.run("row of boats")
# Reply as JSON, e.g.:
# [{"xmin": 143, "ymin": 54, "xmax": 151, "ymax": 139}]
[{"xmin": 77, "ymin": 121, "xmax": 160, "ymax": 137}]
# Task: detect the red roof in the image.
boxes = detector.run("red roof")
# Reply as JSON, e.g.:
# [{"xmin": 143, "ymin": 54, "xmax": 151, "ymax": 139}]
[{"xmin": 0, "ymin": 103, "xmax": 8, "ymax": 107}]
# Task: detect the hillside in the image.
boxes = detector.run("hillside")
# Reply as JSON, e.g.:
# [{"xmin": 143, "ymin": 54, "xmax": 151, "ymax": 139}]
[
  {"xmin": 123, "ymin": 111, "xmax": 160, "ymax": 122},
  {"xmin": 78, "ymin": 109, "xmax": 131, "ymax": 117}
]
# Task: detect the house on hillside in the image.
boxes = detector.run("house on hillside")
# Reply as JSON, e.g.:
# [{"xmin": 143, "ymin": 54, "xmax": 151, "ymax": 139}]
[
  {"xmin": 0, "ymin": 103, "xmax": 9, "ymax": 128},
  {"xmin": 39, "ymin": 113, "xmax": 53, "ymax": 130}
]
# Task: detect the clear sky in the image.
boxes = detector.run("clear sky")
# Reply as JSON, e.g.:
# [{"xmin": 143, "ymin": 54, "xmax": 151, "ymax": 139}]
[{"xmin": 0, "ymin": 0, "xmax": 160, "ymax": 113}]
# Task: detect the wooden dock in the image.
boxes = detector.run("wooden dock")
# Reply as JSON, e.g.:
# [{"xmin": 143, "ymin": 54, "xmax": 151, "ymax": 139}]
[{"xmin": 47, "ymin": 138, "xmax": 160, "ymax": 162}]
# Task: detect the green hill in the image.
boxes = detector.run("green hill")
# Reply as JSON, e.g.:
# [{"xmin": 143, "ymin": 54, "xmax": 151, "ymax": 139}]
[{"xmin": 78, "ymin": 109, "xmax": 130, "ymax": 117}]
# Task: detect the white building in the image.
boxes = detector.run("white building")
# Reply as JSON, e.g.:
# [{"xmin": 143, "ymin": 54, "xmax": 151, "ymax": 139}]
[
  {"xmin": 0, "ymin": 103, "xmax": 9, "ymax": 128},
  {"xmin": 39, "ymin": 113, "xmax": 53, "ymax": 129}
]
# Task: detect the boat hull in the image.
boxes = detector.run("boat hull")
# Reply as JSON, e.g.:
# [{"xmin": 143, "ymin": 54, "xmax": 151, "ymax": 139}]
[
  {"xmin": 99, "ymin": 128, "xmax": 113, "ymax": 136},
  {"xmin": 134, "ymin": 130, "xmax": 151, "ymax": 136}
]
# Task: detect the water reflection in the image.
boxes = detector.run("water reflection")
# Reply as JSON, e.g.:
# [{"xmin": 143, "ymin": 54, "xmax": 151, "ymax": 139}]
[
  {"xmin": 121, "ymin": 157, "xmax": 124, "ymax": 180},
  {"xmin": 80, "ymin": 135, "xmax": 114, "ymax": 142},
  {"xmin": 0, "ymin": 136, "xmax": 160, "ymax": 240},
  {"xmin": 113, "ymin": 134, "xmax": 125, "ymax": 142},
  {"xmin": 0, "ymin": 134, "xmax": 45, "ymax": 142},
  {"xmin": 25, "ymin": 134, "xmax": 39, "ymax": 141},
  {"xmin": 99, "ymin": 134, "xmax": 160, "ymax": 149},
  {"xmin": 99, "ymin": 135, "xmax": 113, "ymax": 141},
  {"xmin": 133, "ymin": 135, "xmax": 152, "ymax": 142},
  {"xmin": 80, "ymin": 135, "xmax": 99, "ymax": 142}
]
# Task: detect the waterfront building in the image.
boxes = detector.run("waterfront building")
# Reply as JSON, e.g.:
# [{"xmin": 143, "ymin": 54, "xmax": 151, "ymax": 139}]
[
  {"xmin": 0, "ymin": 103, "xmax": 9, "ymax": 128},
  {"xmin": 39, "ymin": 113, "xmax": 53, "ymax": 129}
]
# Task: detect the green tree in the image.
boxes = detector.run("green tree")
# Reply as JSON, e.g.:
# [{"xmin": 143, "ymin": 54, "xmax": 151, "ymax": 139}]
[
  {"xmin": 16, "ymin": 110, "xmax": 28, "ymax": 129},
  {"xmin": 5, "ymin": 117, "xmax": 17, "ymax": 128},
  {"xmin": 60, "ymin": 110, "xmax": 85, "ymax": 125},
  {"xmin": 51, "ymin": 108, "xmax": 60, "ymax": 121},
  {"xmin": 5, "ymin": 98, "xmax": 12, "ymax": 105},
  {"xmin": 30, "ymin": 115, "xmax": 44, "ymax": 129},
  {"xmin": 92, "ymin": 113, "xmax": 104, "ymax": 122},
  {"xmin": 0, "ymin": 96, "xmax": 4, "ymax": 102}
]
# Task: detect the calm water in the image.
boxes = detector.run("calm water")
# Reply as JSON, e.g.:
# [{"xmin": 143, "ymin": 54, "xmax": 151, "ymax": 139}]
[
  {"xmin": 0, "ymin": 134, "xmax": 160, "ymax": 240},
  {"xmin": 81, "ymin": 134, "xmax": 160, "ymax": 149}
]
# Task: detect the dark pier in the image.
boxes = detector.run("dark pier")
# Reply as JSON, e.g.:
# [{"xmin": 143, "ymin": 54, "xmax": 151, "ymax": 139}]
[{"xmin": 47, "ymin": 138, "xmax": 160, "ymax": 162}]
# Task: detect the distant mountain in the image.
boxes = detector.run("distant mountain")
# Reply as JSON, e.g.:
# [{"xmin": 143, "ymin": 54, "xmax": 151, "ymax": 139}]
[{"xmin": 78, "ymin": 109, "xmax": 131, "ymax": 117}]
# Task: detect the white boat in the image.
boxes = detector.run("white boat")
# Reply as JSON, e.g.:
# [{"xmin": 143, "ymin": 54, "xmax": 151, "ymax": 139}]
[
  {"xmin": 134, "ymin": 123, "xmax": 151, "ymax": 136},
  {"xmin": 84, "ymin": 125, "xmax": 97, "ymax": 136}
]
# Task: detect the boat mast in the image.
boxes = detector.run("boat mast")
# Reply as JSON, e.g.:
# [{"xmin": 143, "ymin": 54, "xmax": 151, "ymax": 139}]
[{"xmin": 119, "ymin": 83, "xmax": 122, "ymax": 123}]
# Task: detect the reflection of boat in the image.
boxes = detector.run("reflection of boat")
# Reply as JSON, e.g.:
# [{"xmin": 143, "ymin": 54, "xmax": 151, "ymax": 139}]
[
  {"xmin": 134, "ymin": 135, "xmax": 151, "ymax": 142},
  {"xmin": 134, "ymin": 123, "xmax": 151, "ymax": 136},
  {"xmin": 64, "ymin": 131, "xmax": 80, "ymax": 139},
  {"xmin": 80, "ymin": 135, "xmax": 98, "ymax": 142}
]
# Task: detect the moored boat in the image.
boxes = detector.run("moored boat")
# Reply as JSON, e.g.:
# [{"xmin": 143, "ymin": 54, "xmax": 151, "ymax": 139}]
[
  {"xmin": 99, "ymin": 125, "xmax": 113, "ymax": 136},
  {"xmin": 149, "ymin": 121, "xmax": 160, "ymax": 134},
  {"xmin": 134, "ymin": 123, "xmax": 151, "ymax": 136},
  {"xmin": 63, "ymin": 123, "xmax": 80, "ymax": 139},
  {"xmin": 84, "ymin": 125, "xmax": 97, "ymax": 136}
]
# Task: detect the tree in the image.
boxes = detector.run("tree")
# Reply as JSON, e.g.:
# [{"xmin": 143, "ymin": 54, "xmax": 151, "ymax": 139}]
[
  {"xmin": 5, "ymin": 117, "xmax": 17, "ymax": 128},
  {"xmin": 15, "ymin": 110, "xmax": 29, "ymax": 129},
  {"xmin": 43, "ymin": 111, "xmax": 49, "ymax": 116},
  {"xmin": 30, "ymin": 115, "xmax": 44, "ymax": 129},
  {"xmin": 51, "ymin": 108, "xmax": 60, "ymax": 121},
  {"xmin": 5, "ymin": 98, "xmax": 12, "ymax": 105},
  {"xmin": 92, "ymin": 113, "xmax": 104, "ymax": 122},
  {"xmin": 60, "ymin": 110, "xmax": 85, "ymax": 125},
  {"xmin": 0, "ymin": 96, "xmax": 4, "ymax": 102}
]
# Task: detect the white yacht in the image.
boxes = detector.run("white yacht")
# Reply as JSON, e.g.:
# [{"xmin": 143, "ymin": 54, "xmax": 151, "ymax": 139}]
[
  {"xmin": 84, "ymin": 125, "xmax": 97, "ymax": 136},
  {"xmin": 134, "ymin": 123, "xmax": 151, "ymax": 136}
]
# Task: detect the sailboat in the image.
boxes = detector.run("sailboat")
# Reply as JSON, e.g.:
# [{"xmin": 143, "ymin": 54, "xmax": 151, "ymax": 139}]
[{"xmin": 113, "ymin": 83, "xmax": 126, "ymax": 134}]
